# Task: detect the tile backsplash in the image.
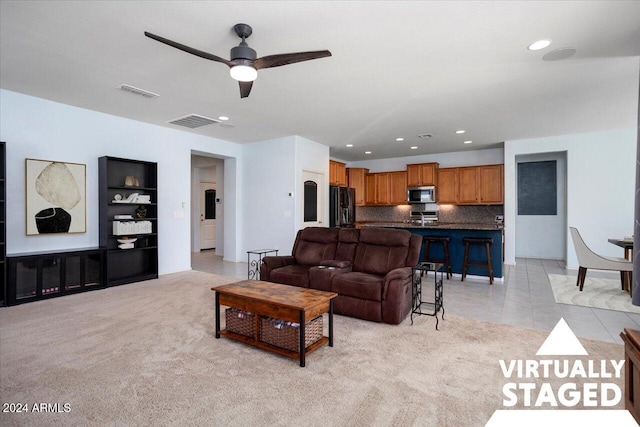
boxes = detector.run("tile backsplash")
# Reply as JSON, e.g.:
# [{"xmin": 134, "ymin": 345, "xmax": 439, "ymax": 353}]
[{"xmin": 357, "ymin": 204, "xmax": 503, "ymax": 223}]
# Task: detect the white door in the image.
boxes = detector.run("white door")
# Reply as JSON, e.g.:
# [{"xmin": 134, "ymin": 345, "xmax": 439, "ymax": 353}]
[
  {"xmin": 199, "ymin": 183, "xmax": 216, "ymax": 250},
  {"xmin": 302, "ymin": 170, "xmax": 324, "ymax": 227}
]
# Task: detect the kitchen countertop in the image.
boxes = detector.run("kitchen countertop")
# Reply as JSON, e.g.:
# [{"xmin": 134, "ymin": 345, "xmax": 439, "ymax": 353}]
[{"xmin": 356, "ymin": 221, "xmax": 504, "ymax": 230}]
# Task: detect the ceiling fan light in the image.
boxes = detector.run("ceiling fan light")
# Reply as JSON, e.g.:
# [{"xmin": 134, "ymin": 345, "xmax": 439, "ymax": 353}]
[{"xmin": 230, "ymin": 65, "xmax": 257, "ymax": 82}]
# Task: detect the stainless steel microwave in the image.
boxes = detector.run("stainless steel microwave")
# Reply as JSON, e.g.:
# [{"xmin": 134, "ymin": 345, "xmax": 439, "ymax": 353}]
[{"xmin": 407, "ymin": 186, "xmax": 436, "ymax": 204}]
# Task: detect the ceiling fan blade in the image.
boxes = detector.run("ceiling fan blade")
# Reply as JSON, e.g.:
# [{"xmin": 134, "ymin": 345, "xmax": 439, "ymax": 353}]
[
  {"xmin": 254, "ymin": 50, "xmax": 332, "ymax": 70},
  {"xmin": 144, "ymin": 31, "xmax": 232, "ymax": 66},
  {"xmin": 239, "ymin": 81, "xmax": 253, "ymax": 98}
]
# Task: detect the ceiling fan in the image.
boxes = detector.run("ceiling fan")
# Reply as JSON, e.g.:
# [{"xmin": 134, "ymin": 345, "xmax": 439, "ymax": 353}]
[{"xmin": 144, "ymin": 23, "xmax": 332, "ymax": 98}]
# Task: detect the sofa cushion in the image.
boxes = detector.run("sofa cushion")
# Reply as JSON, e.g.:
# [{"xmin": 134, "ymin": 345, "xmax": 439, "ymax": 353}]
[
  {"xmin": 292, "ymin": 227, "xmax": 339, "ymax": 265},
  {"xmin": 331, "ymin": 272, "xmax": 384, "ymax": 302},
  {"xmin": 269, "ymin": 265, "xmax": 312, "ymax": 288},
  {"xmin": 353, "ymin": 228, "xmax": 412, "ymax": 276},
  {"xmin": 336, "ymin": 228, "xmax": 360, "ymax": 262}
]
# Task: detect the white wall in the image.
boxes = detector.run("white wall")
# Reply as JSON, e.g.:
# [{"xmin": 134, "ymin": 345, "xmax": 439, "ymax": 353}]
[
  {"xmin": 242, "ymin": 136, "xmax": 297, "ymax": 255},
  {"xmin": 346, "ymin": 148, "xmax": 504, "ymax": 171},
  {"xmin": 504, "ymin": 128, "xmax": 636, "ymax": 269},
  {"xmin": 0, "ymin": 89, "xmax": 244, "ymax": 273}
]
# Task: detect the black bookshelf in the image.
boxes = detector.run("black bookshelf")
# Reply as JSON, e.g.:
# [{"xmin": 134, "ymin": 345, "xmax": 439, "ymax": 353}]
[
  {"xmin": 99, "ymin": 156, "xmax": 158, "ymax": 286},
  {"xmin": 0, "ymin": 142, "xmax": 5, "ymax": 306}
]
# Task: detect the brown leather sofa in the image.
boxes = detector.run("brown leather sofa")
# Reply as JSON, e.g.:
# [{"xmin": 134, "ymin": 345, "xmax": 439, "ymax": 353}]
[{"xmin": 260, "ymin": 227, "xmax": 422, "ymax": 324}]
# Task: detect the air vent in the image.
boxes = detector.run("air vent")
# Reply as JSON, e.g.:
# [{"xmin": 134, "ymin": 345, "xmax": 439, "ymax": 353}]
[
  {"xmin": 418, "ymin": 133, "xmax": 433, "ymax": 139},
  {"xmin": 118, "ymin": 84, "xmax": 159, "ymax": 99},
  {"xmin": 168, "ymin": 114, "xmax": 220, "ymax": 129}
]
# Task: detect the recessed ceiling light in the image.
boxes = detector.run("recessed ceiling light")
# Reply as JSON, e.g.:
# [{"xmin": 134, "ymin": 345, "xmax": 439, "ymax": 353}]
[
  {"xmin": 410, "ymin": 146, "xmax": 418, "ymax": 150},
  {"xmin": 463, "ymin": 140, "xmax": 473, "ymax": 144},
  {"xmin": 396, "ymin": 137, "xmax": 404, "ymax": 142},
  {"xmin": 455, "ymin": 130, "xmax": 466, "ymax": 134},
  {"xmin": 218, "ymin": 116, "xmax": 229, "ymax": 121},
  {"xmin": 365, "ymin": 151, "xmax": 372, "ymax": 154},
  {"xmin": 528, "ymin": 39, "xmax": 551, "ymax": 51},
  {"xmin": 346, "ymin": 144, "xmax": 354, "ymax": 147}
]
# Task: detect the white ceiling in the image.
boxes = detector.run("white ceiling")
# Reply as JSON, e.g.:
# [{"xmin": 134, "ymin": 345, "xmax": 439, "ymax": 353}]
[{"xmin": 1, "ymin": 1, "xmax": 639, "ymax": 161}]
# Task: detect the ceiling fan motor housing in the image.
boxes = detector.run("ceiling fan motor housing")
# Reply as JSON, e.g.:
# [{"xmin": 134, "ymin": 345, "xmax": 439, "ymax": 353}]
[{"xmin": 230, "ymin": 44, "xmax": 256, "ymax": 61}]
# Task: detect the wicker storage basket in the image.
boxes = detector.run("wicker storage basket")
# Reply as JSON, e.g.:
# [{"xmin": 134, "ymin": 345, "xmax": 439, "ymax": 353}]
[
  {"xmin": 225, "ymin": 308, "xmax": 255, "ymax": 337},
  {"xmin": 259, "ymin": 316, "xmax": 323, "ymax": 352}
]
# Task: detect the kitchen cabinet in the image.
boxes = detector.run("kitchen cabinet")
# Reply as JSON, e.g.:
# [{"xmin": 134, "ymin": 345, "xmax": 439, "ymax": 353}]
[
  {"xmin": 478, "ymin": 165, "xmax": 504, "ymax": 204},
  {"xmin": 458, "ymin": 167, "xmax": 479, "ymax": 203},
  {"xmin": 436, "ymin": 168, "xmax": 458, "ymax": 204},
  {"xmin": 437, "ymin": 164, "xmax": 503, "ymax": 205},
  {"xmin": 406, "ymin": 162, "xmax": 438, "ymax": 186},
  {"xmin": 347, "ymin": 167, "xmax": 369, "ymax": 206},
  {"xmin": 364, "ymin": 171, "xmax": 405, "ymax": 205},
  {"xmin": 389, "ymin": 171, "xmax": 408, "ymax": 205},
  {"xmin": 365, "ymin": 173, "xmax": 377, "ymax": 205},
  {"xmin": 329, "ymin": 160, "xmax": 347, "ymax": 186}
]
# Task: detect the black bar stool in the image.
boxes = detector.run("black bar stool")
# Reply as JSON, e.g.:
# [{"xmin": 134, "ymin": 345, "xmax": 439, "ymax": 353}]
[
  {"xmin": 461, "ymin": 237, "xmax": 494, "ymax": 284},
  {"xmin": 422, "ymin": 236, "xmax": 452, "ymax": 279}
]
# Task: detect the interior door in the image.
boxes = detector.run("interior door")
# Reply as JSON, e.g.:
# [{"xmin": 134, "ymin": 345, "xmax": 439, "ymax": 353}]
[
  {"xmin": 302, "ymin": 170, "xmax": 324, "ymax": 227},
  {"xmin": 515, "ymin": 152, "xmax": 566, "ymax": 259},
  {"xmin": 199, "ymin": 183, "xmax": 216, "ymax": 250}
]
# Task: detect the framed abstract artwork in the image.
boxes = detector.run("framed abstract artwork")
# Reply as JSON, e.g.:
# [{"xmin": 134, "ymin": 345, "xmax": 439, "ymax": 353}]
[{"xmin": 25, "ymin": 158, "xmax": 86, "ymax": 235}]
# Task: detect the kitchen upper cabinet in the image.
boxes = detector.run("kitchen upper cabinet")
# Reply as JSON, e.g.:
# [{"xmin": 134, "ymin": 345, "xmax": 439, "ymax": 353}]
[
  {"xmin": 458, "ymin": 167, "xmax": 479, "ymax": 204},
  {"xmin": 389, "ymin": 171, "xmax": 408, "ymax": 205},
  {"xmin": 329, "ymin": 160, "xmax": 347, "ymax": 186},
  {"xmin": 478, "ymin": 165, "xmax": 504, "ymax": 204},
  {"xmin": 365, "ymin": 173, "xmax": 377, "ymax": 205},
  {"xmin": 364, "ymin": 172, "xmax": 402, "ymax": 205},
  {"xmin": 347, "ymin": 167, "xmax": 369, "ymax": 206},
  {"xmin": 437, "ymin": 164, "xmax": 504, "ymax": 205},
  {"xmin": 436, "ymin": 168, "xmax": 458, "ymax": 204},
  {"xmin": 406, "ymin": 162, "xmax": 438, "ymax": 186}
]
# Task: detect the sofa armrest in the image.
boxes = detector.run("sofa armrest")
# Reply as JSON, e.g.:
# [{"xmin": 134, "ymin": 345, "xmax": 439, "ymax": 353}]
[
  {"xmin": 382, "ymin": 267, "xmax": 414, "ymax": 300},
  {"xmin": 320, "ymin": 259, "xmax": 352, "ymax": 269},
  {"xmin": 260, "ymin": 256, "xmax": 296, "ymax": 281}
]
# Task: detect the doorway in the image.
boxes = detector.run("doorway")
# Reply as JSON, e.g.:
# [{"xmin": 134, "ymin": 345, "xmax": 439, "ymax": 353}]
[
  {"xmin": 515, "ymin": 152, "xmax": 567, "ymax": 259},
  {"xmin": 301, "ymin": 170, "xmax": 325, "ymax": 227},
  {"xmin": 199, "ymin": 183, "xmax": 216, "ymax": 250}
]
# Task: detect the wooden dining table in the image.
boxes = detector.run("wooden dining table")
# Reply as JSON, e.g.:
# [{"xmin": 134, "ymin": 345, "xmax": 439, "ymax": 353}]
[{"xmin": 608, "ymin": 238, "xmax": 634, "ymax": 261}]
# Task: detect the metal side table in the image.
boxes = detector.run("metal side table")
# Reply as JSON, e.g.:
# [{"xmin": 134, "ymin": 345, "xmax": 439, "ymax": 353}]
[
  {"xmin": 411, "ymin": 261, "xmax": 445, "ymax": 329},
  {"xmin": 247, "ymin": 249, "xmax": 278, "ymax": 280}
]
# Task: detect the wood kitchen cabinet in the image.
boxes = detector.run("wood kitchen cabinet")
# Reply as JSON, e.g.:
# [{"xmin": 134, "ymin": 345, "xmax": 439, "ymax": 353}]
[
  {"xmin": 389, "ymin": 171, "xmax": 408, "ymax": 205},
  {"xmin": 406, "ymin": 162, "xmax": 438, "ymax": 186},
  {"xmin": 436, "ymin": 168, "xmax": 458, "ymax": 204},
  {"xmin": 365, "ymin": 173, "xmax": 377, "ymax": 205},
  {"xmin": 437, "ymin": 164, "xmax": 504, "ymax": 205},
  {"xmin": 329, "ymin": 160, "xmax": 347, "ymax": 186},
  {"xmin": 478, "ymin": 165, "xmax": 504, "ymax": 204},
  {"xmin": 347, "ymin": 167, "xmax": 369, "ymax": 206},
  {"xmin": 364, "ymin": 171, "xmax": 406, "ymax": 205},
  {"xmin": 458, "ymin": 167, "xmax": 479, "ymax": 203}
]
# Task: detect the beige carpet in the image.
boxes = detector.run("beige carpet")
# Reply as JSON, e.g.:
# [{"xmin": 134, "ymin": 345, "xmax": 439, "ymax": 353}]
[
  {"xmin": 548, "ymin": 273, "xmax": 640, "ymax": 314},
  {"xmin": 0, "ymin": 271, "xmax": 625, "ymax": 427}
]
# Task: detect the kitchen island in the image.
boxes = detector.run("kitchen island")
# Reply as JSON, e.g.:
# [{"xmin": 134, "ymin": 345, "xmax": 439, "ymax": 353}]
[{"xmin": 357, "ymin": 222, "xmax": 504, "ymax": 280}]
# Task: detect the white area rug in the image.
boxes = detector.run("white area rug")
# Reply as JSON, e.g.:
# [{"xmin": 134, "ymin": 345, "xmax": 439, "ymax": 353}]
[{"xmin": 548, "ymin": 273, "xmax": 640, "ymax": 313}]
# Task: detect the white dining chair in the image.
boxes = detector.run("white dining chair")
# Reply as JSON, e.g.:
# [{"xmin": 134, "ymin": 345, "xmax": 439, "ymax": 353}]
[{"xmin": 569, "ymin": 227, "xmax": 633, "ymax": 296}]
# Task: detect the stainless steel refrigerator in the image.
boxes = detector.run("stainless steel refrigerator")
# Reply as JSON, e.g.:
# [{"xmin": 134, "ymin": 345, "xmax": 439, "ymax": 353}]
[{"xmin": 330, "ymin": 186, "xmax": 356, "ymax": 227}]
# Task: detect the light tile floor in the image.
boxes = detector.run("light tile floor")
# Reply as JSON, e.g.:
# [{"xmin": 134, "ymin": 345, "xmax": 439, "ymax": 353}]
[{"xmin": 192, "ymin": 252, "xmax": 639, "ymax": 344}]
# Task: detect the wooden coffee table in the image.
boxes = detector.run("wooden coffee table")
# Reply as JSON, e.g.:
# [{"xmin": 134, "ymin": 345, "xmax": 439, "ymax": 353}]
[{"xmin": 212, "ymin": 280, "xmax": 337, "ymax": 367}]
